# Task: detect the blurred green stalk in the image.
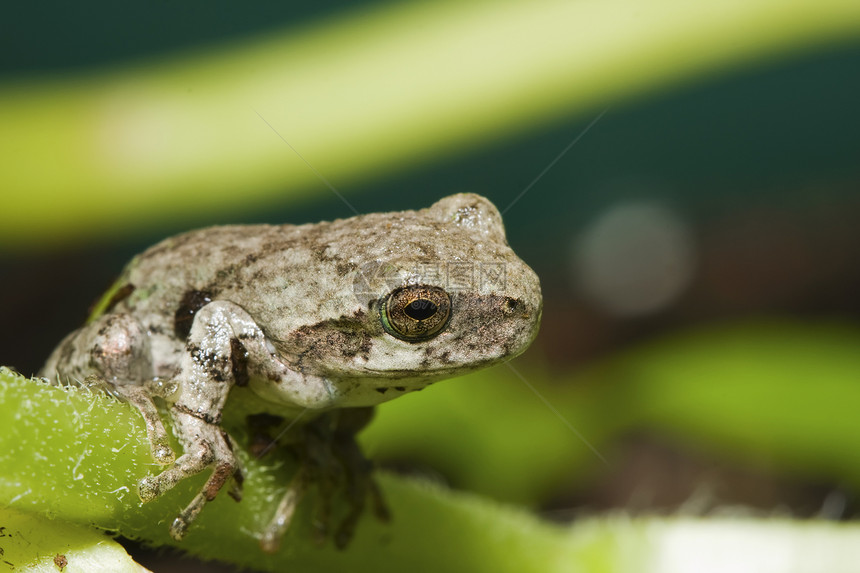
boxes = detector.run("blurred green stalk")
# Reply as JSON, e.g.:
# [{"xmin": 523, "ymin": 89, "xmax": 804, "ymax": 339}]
[{"xmin": 2, "ymin": 0, "xmax": 859, "ymax": 249}]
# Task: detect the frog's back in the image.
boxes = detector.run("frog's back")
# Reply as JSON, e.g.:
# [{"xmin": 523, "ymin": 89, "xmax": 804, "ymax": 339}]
[{"xmin": 98, "ymin": 223, "xmax": 292, "ymax": 318}]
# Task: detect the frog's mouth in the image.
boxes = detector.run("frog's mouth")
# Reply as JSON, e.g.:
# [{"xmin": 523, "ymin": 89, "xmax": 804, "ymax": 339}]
[
  {"xmin": 323, "ymin": 372, "xmax": 456, "ymax": 408},
  {"xmin": 324, "ymin": 352, "xmax": 517, "ymax": 408},
  {"xmin": 355, "ymin": 357, "xmax": 502, "ymax": 379}
]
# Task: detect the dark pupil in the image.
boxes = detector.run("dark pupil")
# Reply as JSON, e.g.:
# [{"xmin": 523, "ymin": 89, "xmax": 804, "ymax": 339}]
[{"xmin": 404, "ymin": 299, "xmax": 438, "ymax": 321}]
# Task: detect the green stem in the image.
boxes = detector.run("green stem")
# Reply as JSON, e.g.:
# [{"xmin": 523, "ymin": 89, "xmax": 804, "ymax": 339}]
[{"xmin": 2, "ymin": 1, "xmax": 859, "ymax": 248}]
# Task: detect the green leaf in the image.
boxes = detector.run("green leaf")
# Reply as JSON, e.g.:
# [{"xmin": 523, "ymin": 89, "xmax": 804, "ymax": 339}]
[
  {"xmin": 5, "ymin": 318, "xmax": 860, "ymax": 571},
  {"xmin": 0, "ymin": 367, "xmax": 572, "ymax": 572},
  {"xmin": 0, "ymin": 506, "xmax": 147, "ymax": 573},
  {"xmin": 616, "ymin": 320, "xmax": 860, "ymax": 485}
]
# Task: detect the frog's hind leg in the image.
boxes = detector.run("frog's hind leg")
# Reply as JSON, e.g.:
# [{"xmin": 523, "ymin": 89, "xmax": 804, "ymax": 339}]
[
  {"xmin": 40, "ymin": 314, "xmax": 176, "ymax": 467},
  {"xmin": 137, "ymin": 302, "xmax": 249, "ymax": 540}
]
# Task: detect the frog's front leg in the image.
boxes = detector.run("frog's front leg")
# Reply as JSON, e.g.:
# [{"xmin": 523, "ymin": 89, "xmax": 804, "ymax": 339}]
[
  {"xmin": 328, "ymin": 408, "xmax": 391, "ymax": 547},
  {"xmin": 139, "ymin": 408, "xmax": 242, "ymax": 540},
  {"xmin": 137, "ymin": 300, "xmax": 333, "ymax": 540},
  {"xmin": 259, "ymin": 407, "xmax": 390, "ymax": 553}
]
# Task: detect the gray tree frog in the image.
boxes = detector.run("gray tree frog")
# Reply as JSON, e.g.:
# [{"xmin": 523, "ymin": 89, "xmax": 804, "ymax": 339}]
[{"xmin": 40, "ymin": 193, "xmax": 542, "ymax": 550}]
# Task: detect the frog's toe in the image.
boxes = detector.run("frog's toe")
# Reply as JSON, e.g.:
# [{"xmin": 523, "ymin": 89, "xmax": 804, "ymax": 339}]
[
  {"xmin": 227, "ymin": 441, "xmax": 245, "ymax": 502},
  {"xmin": 334, "ymin": 523, "xmax": 354, "ymax": 551},
  {"xmin": 228, "ymin": 474, "xmax": 243, "ymax": 502},
  {"xmin": 137, "ymin": 475, "xmax": 164, "ymax": 502},
  {"xmin": 259, "ymin": 467, "xmax": 309, "ymax": 554},
  {"xmin": 170, "ymin": 515, "xmax": 191, "ymax": 541},
  {"xmin": 80, "ymin": 375, "xmax": 114, "ymax": 394},
  {"xmin": 330, "ymin": 475, "xmax": 389, "ymax": 548},
  {"xmin": 369, "ymin": 478, "xmax": 391, "ymax": 522},
  {"xmin": 152, "ymin": 442, "xmax": 175, "ymax": 466}
]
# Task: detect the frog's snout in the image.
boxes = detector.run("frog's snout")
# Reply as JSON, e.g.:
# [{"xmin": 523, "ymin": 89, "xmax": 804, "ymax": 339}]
[{"xmin": 505, "ymin": 293, "xmax": 543, "ymax": 355}]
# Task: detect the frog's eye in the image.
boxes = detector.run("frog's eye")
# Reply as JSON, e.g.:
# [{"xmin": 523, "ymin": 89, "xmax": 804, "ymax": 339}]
[{"xmin": 380, "ymin": 285, "xmax": 451, "ymax": 342}]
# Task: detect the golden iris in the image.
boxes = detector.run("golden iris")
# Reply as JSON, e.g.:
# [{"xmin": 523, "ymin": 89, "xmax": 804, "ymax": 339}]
[{"xmin": 380, "ymin": 285, "xmax": 451, "ymax": 342}]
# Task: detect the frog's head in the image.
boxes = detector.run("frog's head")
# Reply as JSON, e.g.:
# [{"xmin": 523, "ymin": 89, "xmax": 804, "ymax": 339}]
[{"xmin": 283, "ymin": 193, "xmax": 542, "ymax": 408}]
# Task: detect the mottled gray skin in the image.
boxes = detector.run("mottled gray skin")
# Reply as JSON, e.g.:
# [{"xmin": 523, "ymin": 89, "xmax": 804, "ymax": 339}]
[{"xmin": 40, "ymin": 193, "xmax": 542, "ymax": 548}]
